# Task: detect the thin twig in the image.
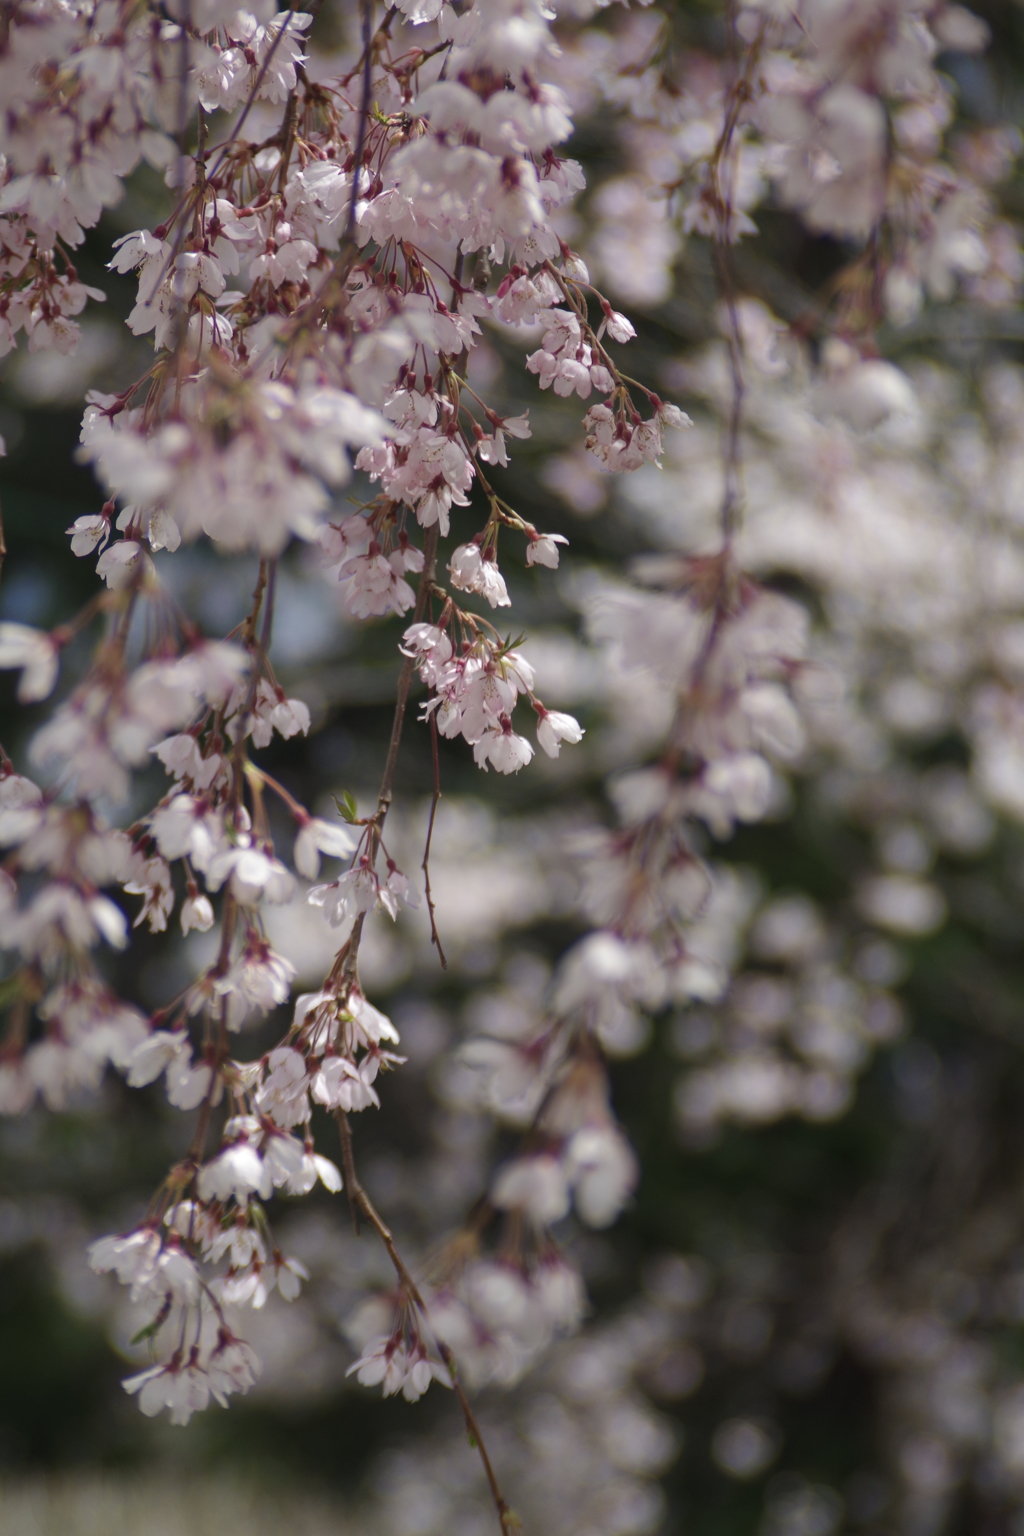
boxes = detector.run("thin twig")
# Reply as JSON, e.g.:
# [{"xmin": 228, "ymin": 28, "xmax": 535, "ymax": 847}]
[
  {"xmin": 335, "ymin": 1102, "xmax": 361, "ymax": 1236},
  {"xmin": 422, "ymin": 711, "xmax": 447, "ymax": 968},
  {"xmin": 258, "ymin": 558, "xmax": 278, "ymax": 659},
  {"xmin": 277, "ymin": 89, "xmax": 300, "ymax": 193},
  {"xmin": 372, "ymin": 522, "xmax": 438, "ymax": 831},
  {"xmin": 334, "ymin": 1111, "xmax": 521, "ymax": 1535},
  {"xmin": 339, "ymin": 521, "xmax": 439, "ymax": 983},
  {"xmin": 707, "ymin": 5, "xmax": 767, "ymax": 548},
  {"xmin": 205, "ymin": 4, "xmax": 302, "ymax": 186},
  {"xmin": 285, "ymin": 1, "xmax": 391, "ymax": 337},
  {"xmin": 229, "ymin": 558, "xmax": 271, "ymax": 816},
  {"xmin": 343, "ymin": 0, "xmax": 375, "ymax": 247},
  {"xmin": 328, "ymin": 521, "xmax": 516, "ymax": 1527},
  {"xmin": 142, "ymin": 3, "xmax": 302, "ymax": 320},
  {"xmin": 712, "ymin": 236, "xmax": 745, "ymax": 545}
]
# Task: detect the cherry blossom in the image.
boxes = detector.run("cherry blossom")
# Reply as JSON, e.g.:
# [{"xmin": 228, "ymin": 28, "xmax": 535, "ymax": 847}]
[
  {"xmin": 448, "ymin": 543, "xmax": 511, "ymax": 609},
  {"xmin": 0, "ymin": 624, "xmax": 59, "ymax": 702},
  {"xmin": 536, "ymin": 708, "xmax": 585, "ymax": 758},
  {"xmin": 526, "ymin": 532, "xmax": 569, "ymax": 569},
  {"xmin": 347, "ymin": 1334, "xmax": 451, "ymax": 1403}
]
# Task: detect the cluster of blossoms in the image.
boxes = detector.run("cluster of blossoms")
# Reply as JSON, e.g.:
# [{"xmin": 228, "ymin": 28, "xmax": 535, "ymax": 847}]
[
  {"xmin": 5, "ymin": 0, "xmax": 1024, "ymax": 1528},
  {"xmin": 351, "ymin": 1115, "xmax": 1024, "ymax": 1536},
  {"xmin": 82, "ymin": 976, "xmax": 416, "ymax": 1420},
  {"xmin": 553, "ymin": 1, "xmax": 1021, "ymax": 322},
  {"xmin": 372, "ymin": 9, "xmax": 1024, "ymax": 1491},
  {"xmin": 345, "ymin": 1261, "xmax": 688, "ymax": 1536},
  {"xmin": 474, "ymin": 0, "xmax": 1024, "ymax": 1169},
  {"xmin": 439, "ymin": 559, "xmax": 821, "ymax": 1250},
  {"xmin": 607, "ymin": 314, "xmax": 1024, "ymax": 1146},
  {"xmin": 0, "ymin": 0, "xmax": 681, "ymax": 1487},
  {"xmin": 402, "ymin": 617, "xmax": 582, "ymax": 774}
]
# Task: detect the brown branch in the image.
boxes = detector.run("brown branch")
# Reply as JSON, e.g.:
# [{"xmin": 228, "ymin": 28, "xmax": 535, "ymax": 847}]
[
  {"xmin": 229, "ymin": 556, "xmax": 276, "ymax": 817},
  {"xmin": 343, "ymin": 0, "xmax": 376, "ymax": 248},
  {"xmin": 140, "ymin": 1, "xmax": 304, "ymax": 332},
  {"xmin": 285, "ymin": 3, "xmax": 400, "ymax": 338},
  {"xmin": 422, "ymin": 710, "xmax": 447, "ymax": 968},
  {"xmin": 339, "ymin": 520, "xmax": 439, "ymax": 984},
  {"xmin": 335, "ymin": 1098, "xmax": 361, "ymax": 1237},
  {"xmin": 373, "ymin": 520, "xmax": 438, "ymax": 832},
  {"xmin": 334, "ymin": 1110, "xmax": 521, "ymax": 1535},
  {"xmin": 712, "ymin": 235, "xmax": 745, "ymax": 546},
  {"xmin": 706, "ymin": 7, "xmax": 768, "ymax": 547},
  {"xmin": 204, "ymin": 4, "xmax": 303, "ymax": 187},
  {"xmin": 276, "ymin": 89, "xmax": 299, "ymax": 193}
]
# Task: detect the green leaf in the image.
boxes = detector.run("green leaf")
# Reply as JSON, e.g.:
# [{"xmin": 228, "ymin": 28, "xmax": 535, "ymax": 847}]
[
  {"xmin": 129, "ymin": 1320, "xmax": 162, "ymax": 1346},
  {"xmin": 332, "ymin": 790, "xmax": 359, "ymax": 823}
]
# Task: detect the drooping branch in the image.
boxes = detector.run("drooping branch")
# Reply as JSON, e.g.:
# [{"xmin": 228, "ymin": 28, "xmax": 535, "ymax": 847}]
[
  {"xmin": 335, "ymin": 1111, "xmax": 522, "ymax": 1536},
  {"xmin": 336, "ymin": 521, "xmax": 439, "ymax": 987}
]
